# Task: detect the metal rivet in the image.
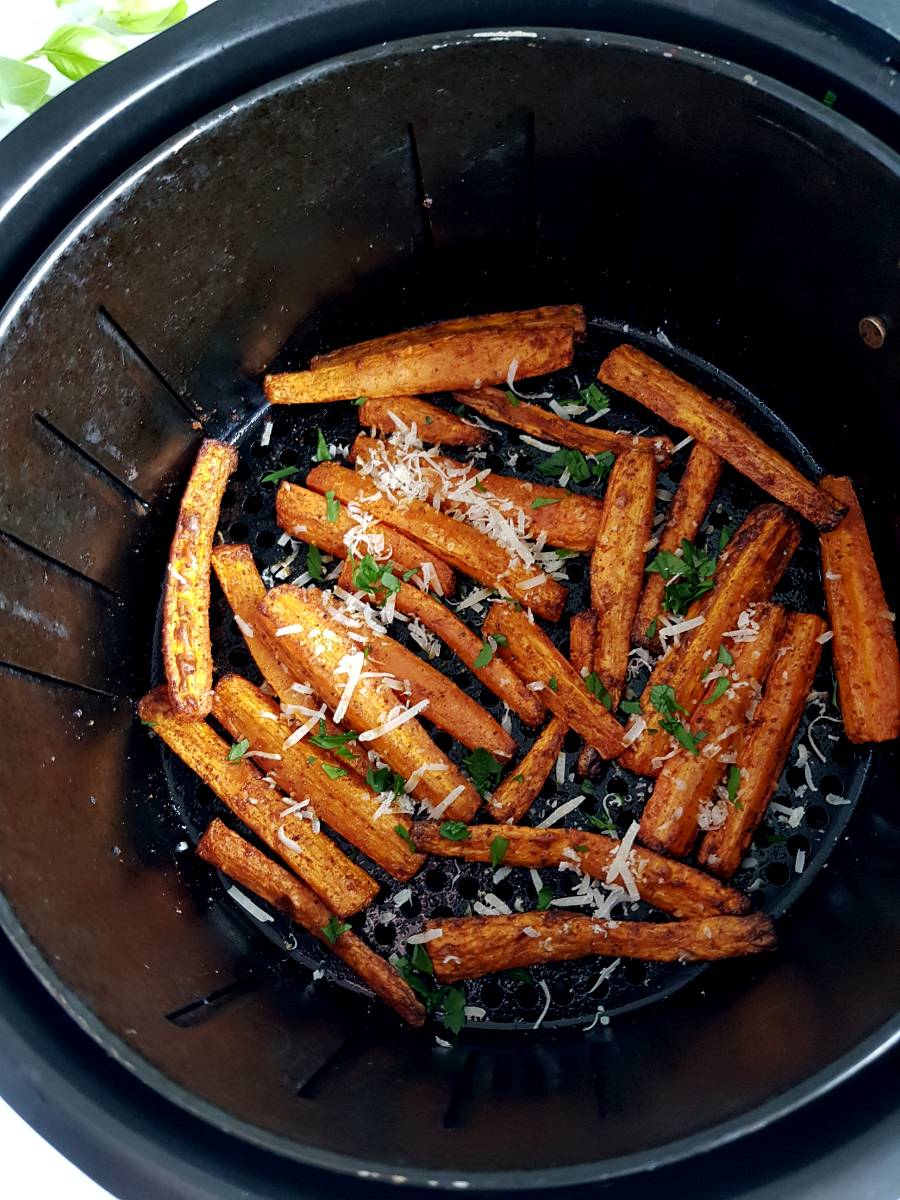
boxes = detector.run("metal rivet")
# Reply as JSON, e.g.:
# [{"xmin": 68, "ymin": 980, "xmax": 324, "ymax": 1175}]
[{"xmin": 858, "ymin": 315, "xmax": 887, "ymax": 349}]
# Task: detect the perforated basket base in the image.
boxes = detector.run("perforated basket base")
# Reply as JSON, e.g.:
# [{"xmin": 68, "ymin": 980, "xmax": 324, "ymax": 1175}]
[{"xmin": 156, "ymin": 317, "xmax": 868, "ymax": 1032}]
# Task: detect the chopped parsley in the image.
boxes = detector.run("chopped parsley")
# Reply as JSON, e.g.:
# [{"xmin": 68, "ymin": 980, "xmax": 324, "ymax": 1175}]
[
  {"xmin": 504, "ymin": 389, "xmax": 521, "ymax": 407},
  {"xmin": 531, "ymin": 496, "xmax": 561, "ymax": 509},
  {"xmin": 320, "ymin": 916, "xmax": 351, "ymax": 943},
  {"xmin": 646, "ymin": 538, "xmax": 716, "ymax": 616},
  {"xmin": 260, "ymin": 465, "xmax": 300, "ymax": 484},
  {"xmin": 369, "ymin": 766, "xmax": 406, "ymax": 796},
  {"xmin": 727, "ymin": 764, "xmax": 742, "ymax": 807},
  {"xmin": 314, "ymin": 428, "xmax": 331, "ymax": 462},
  {"xmin": 584, "ymin": 671, "xmax": 612, "ymax": 710},
  {"xmin": 227, "ymin": 738, "xmax": 250, "ymax": 761},
  {"xmin": 306, "ymin": 544, "xmax": 324, "ymax": 580},
  {"xmin": 351, "ymin": 396, "xmax": 368, "ymax": 407},
  {"xmin": 620, "ymin": 699, "xmax": 641, "ymax": 715},
  {"xmin": 512, "ymin": 773, "xmax": 525, "ymax": 784},
  {"xmin": 660, "ymin": 718, "xmax": 706, "ymax": 756},
  {"xmin": 586, "ymin": 812, "xmax": 617, "ymax": 836},
  {"xmin": 394, "ymin": 823, "xmax": 415, "ymax": 848},
  {"xmin": 645, "ymin": 618, "xmax": 658, "ymax": 639},
  {"xmin": 506, "ymin": 968, "xmax": 532, "ymax": 985},
  {"xmin": 351, "ymin": 553, "xmax": 384, "ymax": 593},
  {"xmin": 321, "ymin": 762, "xmax": 348, "ymax": 781},
  {"xmin": 536, "ymin": 886, "xmax": 553, "ymax": 911},
  {"xmin": 402, "ymin": 567, "xmax": 418, "ymax": 581},
  {"xmin": 380, "ymin": 567, "xmax": 401, "ymax": 594},
  {"xmin": 474, "ymin": 633, "xmax": 507, "ymax": 668},
  {"xmin": 649, "ymin": 685, "xmax": 688, "ymax": 717},
  {"xmin": 538, "ymin": 447, "xmax": 614, "ymax": 486},
  {"xmin": 579, "ymin": 382, "xmax": 611, "ymax": 415},
  {"xmin": 649, "ymin": 685, "xmax": 704, "ymax": 755},
  {"xmin": 717, "ymin": 644, "xmax": 734, "ymax": 666},
  {"xmin": 324, "ymin": 490, "xmax": 340, "ymax": 522},
  {"xmin": 464, "ymin": 747, "xmax": 504, "ymax": 795},
  {"xmin": 703, "ymin": 676, "xmax": 730, "ymax": 705},
  {"xmin": 490, "ymin": 835, "xmax": 509, "ymax": 868},
  {"xmin": 439, "ymin": 985, "xmax": 467, "ymax": 1035},
  {"xmin": 548, "ymin": 676, "xmax": 559, "ymax": 692},
  {"xmin": 394, "ymin": 945, "xmax": 467, "ymax": 1033},
  {"xmin": 718, "ymin": 525, "xmax": 733, "ymax": 553},
  {"xmin": 310, "ymin": 721, "xmax": 358, "ymax": 758},
  {"xmin": 439, "ymin": 820, "xmax": 471, "ymax": 841}
]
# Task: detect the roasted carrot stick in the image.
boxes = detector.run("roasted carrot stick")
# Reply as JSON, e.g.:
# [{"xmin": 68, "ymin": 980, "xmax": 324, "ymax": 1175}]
[
  {"xmin": 275, "ymin": 482, "xmax": 455, "ymax": 597},
  {"xmin": 310, "ymin": 304, "xmax": 586, "ymax": 369},
  {"xmin": 212, "ymin": 675, "xmax": 424, "ymax": 880},
  {"xmin": 137, "ymin": 688, "xmax": 378, "ymax": 916},
  {"xmin": 452, "ymin": 385, "xmax": 673, "ymax": 462},
  {"xmin": 197, "ymin": 820, "xmax": 424, "ymax": 1026},
  {"xmin": 350, "ymin": 433, "xmax": 604, "ymax": 552},
  {"xmin": 633, "ymin": 442, "xmax": 724, "ymax": 648},
  {"xmin": 697, "ymin": 612, "xmax": 827, "ymax": 878},
  {"xmin": 819, "ymin": 476, "xmax": 900, "ymax": 743},
  {"xmin": 303, "ymin": 464, "xmax": 567, "ymax": 621},
  {"xmin": 638, "ymin": 603, "xmax": 785, "ymax": 857},
  {"xmin": 424, "ymin": 911, "xmax": 775, "ymax": 982},
  {"xmin": 488, "ymin": 611, "xmax": 595, "ymax": 822},
  {"xmin": 598, "ymin": 345, "xmax": 846, "ymax": 530},
  {"xmin": 257, "ymin": 585, "xmax": 480, "ymax": 820},
  {"xmin": 162, "ymin": 438, "xmax": 237, "ymax": 716},
  {"xmin": 590, "ymin": 449, "xmax": 658, "ymax": 707},
  {"xmin": 211, "ymin": 543, "xmax": 369, "ymax": 779},
  {"xmin": 623, "ymin": 504, "xmax": 800, "ymax": 776},
  {"xmin": 336, "ymin": 559, "xmax": 544, "ymax": 726},
  {"xmin": 357, "ymin": 396, "xmax": 489, "ymax": 447},
  {"xmin": 483, "ymin": 603, "xmax": 625, "ymax": 761},
  {"xmin": 410, "ymin": 821, "xmax": 749, "ymax": 919},
  {"xmin": 265, "ymin": 324, "xmax": 575, "ymax": 405}
]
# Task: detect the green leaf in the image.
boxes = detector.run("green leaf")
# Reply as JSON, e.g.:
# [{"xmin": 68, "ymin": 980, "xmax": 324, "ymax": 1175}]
[
  {"xmin": 325, "ymin": 490, "xmax": 340, "ymax": 522},
  {"xmin": 646, "ymin": 538, "xmax": 716, "ymax": 616},
  {"xmin": 620, "ymin": 700, "xmax": 641, "ymax": 715},
  {"xmin": 490, "ymin": 835, "xmax": 509, "ymax": 868},
  {"xmin": 351, "ymin": 395, "xmax": 368, "ymax": 406},
  {"xmin": 644, "ymin": 618, "xmax": 658, "ymax": 640},
  {"xmin": 659, "ymin": 717, "xmax": 705, "ymax": 756},
  {"xmin": 536, "ymin": 886, "xmax": 553, "ymax": 911},
  {"xmin": 402, "ymin": 567, "xmax": 418, "ymax": 581},
  {"xmin": 309, "ymin": 722, "xmax": 358, "ymax": 753},
  {"xmin": 104, "ymin": 0, "xmax": 188, "ymax": 33},
  {"xmin": 822, "ymin": 88, "xmax": 837, "ymax": 108},
  {"xmin": 29, "ymin": 25, "xmax": 125, "ymax": 82},
  {"xmin": 320, "ymin": 915, "xmax": 351, "ymax": 944},
  {"xmin": 439, "ymin": 820, "xmax": 470, "ymax": 841},
  {"xmin": 579, "ymin": 382, "xmax": 610, "ymax": 415},
  {"xmin": 463, "ymin": 746, "xmax": 504, "ymax": 795},
  {"xmin": 531, "ymin": 496, "xmax": 561, "ymax": 509},
  {"xmin": 727, "ymin": 764, "xmax": 742, "ymax": 806},
  {"xmin": 474, "ymin": 480, "xmax": 487, "ymax": 493},
  {"xmin": 314, "ymin": 428, "xmax": 331, "ymax": 462},
  {"xmin": 368, "ymin": 766, "xmax": 405, "ymax": 795},
  {"xmin": 512, "ymin": 773, "xmax": 525, "ymax": 784},
  {"xmin": 703, "ymin": 676, "xmax": 730, "ymax": 704},
  {"xmin": 440, "ymin": 986, "xmax": 467, "ymax": 1035},
  {"xmin": 506, "ymin": 968, "xmax": 531, "ymax": 985},
  {"xmin": 261, "ymin": 464, "xmax": 299, "ymax": 484},
  {"xmin": 504, "ymin": 390, "xmax": 521, "ymax": 407},
  {"xmin": 474, "ymin": 641, "xmax": 494, "ymax": 669},
  {"xmin": 717, "ymin": 644, "xmax": 734, "ymax": 667},
  {"xmin": 140, "ymin": 718, "xmax": 158, "ymax": 729},
  {"xmin": 586, "ymin": 812, "xmax": 617, "ymax": 835},
  {"xmin": 227, "ymin": 738, "xmax": 250, "ymax": 761},
  {"xmin": 584, "ymin": 672, "xmax": 612, "ymax": 710},
  {"xmin": 409, "ymin": 942, "xmax": 434, "ymax": 975},
  {"xmin": 380, "ymin": 568, "xmax": 401, "ymax": 594},
  {"xmin": 394, "ymin": 823, "xmax": 415, "ymax": 848},
  {"xmin": 321, "ymin": 762, "xmax": 347, "ymax": 781},
  {"xmin": 350, "ymin": 552, "xmax": 384, "ymax": 594},
  {"xmin": 649, "ymin": 684, "xmax": 688, "ymax": 717},
  {"xmin": 306, "ymin": 544, "xmax": 323, "ymax": 580},
  {"xmin": 548, "ymin": 676, "xmax": 558, "ymax": 692},
  {"xmin": 718, "ymin": 525, "xmax": 733, "ymax": 554},
  {"xmin": 0, "ymin": 57, "xmax": 50, "ymax": 114}
]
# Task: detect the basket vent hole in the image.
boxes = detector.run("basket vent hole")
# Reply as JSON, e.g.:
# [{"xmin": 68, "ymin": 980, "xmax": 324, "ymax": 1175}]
[{"xmin": 766, "ymin": 862, "xmax": 790, "ymax": 886}]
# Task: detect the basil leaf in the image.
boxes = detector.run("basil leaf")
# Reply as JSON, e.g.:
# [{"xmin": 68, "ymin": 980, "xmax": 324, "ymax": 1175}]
[
  {"xmin": 30, "ymin": 24, "xmax": 125, "ymax": 82},
  {"xmin": 0, "ymin": 57, "xmax": 50, "ymax": 114}
]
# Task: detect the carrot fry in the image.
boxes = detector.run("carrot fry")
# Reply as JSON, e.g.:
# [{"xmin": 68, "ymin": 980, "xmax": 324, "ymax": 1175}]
[
  {"xmin": 452, "ymin": 385, "xmax": 673, "ymax": 462},
  {"xmin": 590, "ymin": 449, "xmax": 658, "ymax": 707},
  {"xmin": 336, "ymin": 559, "xmax": 544, "ymax": 726},
  {"xmin": 410, "ymin": 821, "xmax": 749, "ymax": 919},
  {"xmin": 633, "ymin": 442, "xmax": 724, "ymax": 648},
  {"xmin": 274, "ymin": 482, "xmax": 455, "ymax": 597},
  {"xmin": 310, "ymin": 304, "xmax": 586, "ymax": 369},
  {"xmin": 638, "ymin": 603, "xmax": 785, "ymax": 857},
  {"xmin": 212, "ymin": 675, "xmax": 424, "ymax": 879},
  {"xmin": 623, "ymin": 504, "xmax": 800, "ymax": 776},
  {"xmin": 303, "ymin": 464, "xmax": 567, "ymax": 620},
  {"xmin": 357, "ymin": 396, "xmax": 489, "ymax": 447},
  {"xmin": 265, "ymin": 324, "xmax": 574, "ymax": 405},
  {"xmin": 598, "ymin": 345, "xmax": 846, "ymax": 530},
  {"xmin": 698, "ymin": 612, "xmax": 827, "ymax": 878},
  {"xmin": 162, "ymin": 438, "xmax": 237, "ymax": 716},
  {"xmin": 819, "ymin": 476, "xmax": 900, "ymax": 743},
  {"xmin": 197, "ymin": 820, "xmax": 424, "ymax": 1026},
  {"xmin": 484, "ymin": 603, "xmax": 625, "ymax": 760},
  {"xmin": 350, "ymin": 433, "xmax": 603, "ymax": 552},
  {"xmin": 137, "ymin": 688, "xmax": 377, "ymax": 916},
  {"xmin": 257, "ymin": 585, "xmax": 480, "ymax": 820},
  {"xmin": 365, "ymin": 633, "xmax": 516, "ymax": 759},
  {"xmin": 211, "ymin": 543, "xmax": 368, "ymax": 779},
  {"xmin": 424, "ymin": 911, "xmax": 775, "ymax": 982}
]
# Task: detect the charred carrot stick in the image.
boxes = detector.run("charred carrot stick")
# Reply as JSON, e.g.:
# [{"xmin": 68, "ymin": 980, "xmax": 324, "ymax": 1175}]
[
  {"xmin": 197, "ymin": 820, "xmax": 425, "ymax": 1026},
  {"xmin": 162, "ymin": 438, "xmax": 237, "ymax": 716},
  {"xmin": 350, "ymin": 433, "xmax": 604, "ymax": 553},
  {"xmin": 303, "ymin": 464, "xmax": 567, "ymax": 621},
  {"xmin": 589, "ymin": 449, "xmax": 658, "ymax": 707},
  {"xmin": 819, "ymin": 476, "xmax": 900, "ymax": 743},
  {"xmin": 638, "ymin": 603, "xmax": 785, "ymax": 857},
  {"xmin": 423, "ymin": 911, "xmax": 775, "ymax": 982},
  {"xmin": 357, "ymin": 396, "xmax": 489, "ymax": 447},
  {"xmin": 598, "ymin": 345, "xmax": 846, "ymax": 530},
  {"xmin": 633, "ymin": 442, "xmax": 724, "ymax": 648},
  {"xmin": 697, "ymin": 612, "xmax": 827, "ymax": 878},
  {"xmin": 452, "ymin": 385, "xmax": 673, "ymax": 462}
]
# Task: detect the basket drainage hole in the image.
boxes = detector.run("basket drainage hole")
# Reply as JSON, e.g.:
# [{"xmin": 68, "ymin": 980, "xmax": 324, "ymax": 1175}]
[
  {"xmin": 479, "ymin": 980, "xmax": 504, "ymax": 1009},
  {"xmin": 786, "ymin": 835, "xmax": 809, "ymax": 857},
  {"xmin": 766, "ymin": 862, "xmax": 790, "ymax": 886},
  {"xmin": 242, "ymin": 494, "xmax": 263, "ymax": 515},
  {"xmin": 623, "ymin": 961, "xmax": 646, "ymax": 986},
  {"xmin": 229, "ymin": 521, "xmax": 249, "ymax": 540},
  {"xmin": 516, "ymin": 983, "xmax": 541, "ymax": 1008},
  {"xmin": 425, "ymin": 867, "xmax": 446, "ymax": 891},
  {"xmin": 373, "ymin": 921, "xmax": 395, "ymax": 945},
  {"xmin": 806, "ymin": 805, "xmax": 828, "ymax": 830},
  {"xmin": 819, "ymin": 775, "xmax": 843, "ymax": 798},
  {"xmin": 255, "ymin": 529, "xmax": 277, "ymax": 550},
  {"xmin": 227, "ymin": 648, "xmax": 250, "ymax": 670}
]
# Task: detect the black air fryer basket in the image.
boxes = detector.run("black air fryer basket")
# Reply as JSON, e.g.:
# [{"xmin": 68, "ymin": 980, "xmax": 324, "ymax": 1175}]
[{"xmin": 0, "ymin": 2, "xmax": 898, "ymax": 1197}]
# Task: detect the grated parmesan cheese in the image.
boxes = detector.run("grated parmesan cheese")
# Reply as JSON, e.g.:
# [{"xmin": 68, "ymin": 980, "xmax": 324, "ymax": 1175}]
[{"xmin": 359, "ymin": 698, "xmax": 430, "ymax": 741}]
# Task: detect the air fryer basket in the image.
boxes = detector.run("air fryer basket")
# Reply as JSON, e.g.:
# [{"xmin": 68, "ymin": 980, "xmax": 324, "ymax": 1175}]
[{"xmin": 0, "ymin": 27, "xmax": 898, "ymax": 1190}]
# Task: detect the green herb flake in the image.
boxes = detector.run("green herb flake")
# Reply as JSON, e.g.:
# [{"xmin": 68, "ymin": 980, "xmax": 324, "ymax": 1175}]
[
  {"xmin": 646, "ymin": 538, "xmax": 716, "ymax": 616},
  {"xmin": 504, "ymin": 389, "xmax": 521, "ymax": 407},
  {"xmin": 620, "ymin": 699, "xmax": 641, "ymax": 715},
  {"xmin": 325, "ymin": 490, "xmax": 340, "ymax": 522},
  {"xmin": 440, "ymin": 986, "xmax": 467, "ymax": 1035},
  {"xmin": 314, "ymin": 428, "xmax": 332, "ymax": 462},
  {"xmin": 659, "ymin": 717, "xmax": 706, "ymax": 756},
  {"xmin": 394, "ymin": 823, "xmax": 415, "ymax": 848},
  {"xmin": 140, "ymin": 719, "xmax": 158, "ymax": 729},
  {"xmin": 823, "ymin": 88, "xmax": 837, "ymax": 107},
  {"xmin": 584, "ymin": 672, "xmax": 612, "ymax": 709},
  {"xmin": 645, "ymin": 617, "xmax": 658, "ymax": 639},
  {"xmin": 536, "ymin": 886, "xmax": 553, "ymax": 911},
  {"xmin": 351, "ymin": 553, "xmax": 384, "ymax": 594},
  {"xmin": 579, "ymin": 382, "xmax": 611, "ymax": 415},
  {"xmin": 586, "ymin": 813, "xmax": 617, "ymax": 835},
  {"xmin": 307, "ymin": 544, "xmax": 324, "ymax": 580},
  {"xmin": 506, "ymin": 968, "xmax": 531, "ymax": 985},
  {"xmin": 320, "ymin": 916, "xmax": 351, "ymax": 944},
  {"xmin": 351, "ymin": 396, "xmax": 368, "ymax": 407},
  {"xmin": 718, "ymin": 525, "xmax": 733, "ymax": 554},
  {"xmin": 402, "ymin": 567, "xmax": 418, "ymax": 581},
  {"xmin": 321, "ymin": 762, "xmax": 348, "ymax": 781},
  {"xmin": 703, "ymin": 676, "xmax": 730, "ymax": 705},
  {"xmin": 424, "ymin": 416, "xmax": 433, "ymax": 425},
  {"xmin": 531, "ymin": 496, "xmax": 562, "ymax": 509},
  {"xmin": 548, "ymin": 676, "xmax": 559, "ymax": 692},
  {"xmin": 261, "ymin": 465, "xmax": 300, "ymax": 484},
  {"xmin": 490, "ymin": 835, "xmax": 509, "ymax": 868},
  {"xmin": 538, "ymin": 447, "xmax": 612, "ymax": 486},
  {"xmin": 727, "ymin": 764, "xmax": 742, "ymax": 806},
  {"xmin": 369, "ymin": 767, "xmax": 406, "ymax": 797},
  {"xmin": 474, "ymin": 642, "xmax": 495, "ymax": 669},
  {"xmin": 463, "ymin": 747, "xmax": 504, "ymax": 795},
  {"xmin": 649, "ymin": 684, "xmax": 688, "ymax": 717},
  {"xmin": 439, "ymin": 820, "xmax": 471, "ymax": 842},
  {"xmin": 310, "ymin": 722, "xmax": 359, "ymax": 753},
  {"xmin": 717, "ymin": 644, "xmax": 734, "ymax": 666},
  {"xmin": 512, "ymin": 773, "xmax": 525, "ymax": 784},
  {"xmin": 227, "ymin": 738, "xmax": 250, "ymax": 761}
]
